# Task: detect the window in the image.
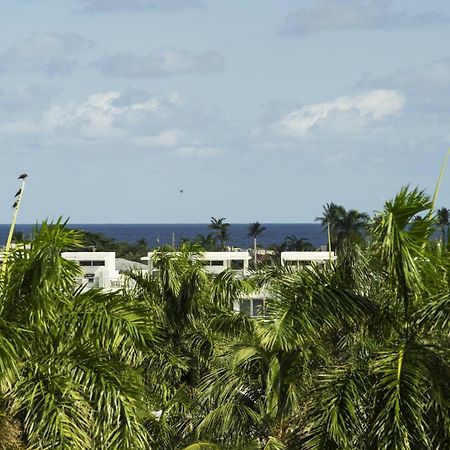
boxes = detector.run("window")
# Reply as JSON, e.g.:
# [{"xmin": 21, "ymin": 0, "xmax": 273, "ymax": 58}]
[
  {"xmin": 210, "ymin": 260, "xmax": 224, "ymax": 266},
  {"xmin": 252, "ymin": 299, "xmax": 264, "ymax": 316},
  {"xmin": 78, "ymin": 260, "xmax": 105, "ymax": 267},
  {"xmin": 230, "ymin": 260, "xmax": 244, "ymax": 270},
  {"xmin": 239, "ymin": 298, "xmax": 265, "ymax": 317}
]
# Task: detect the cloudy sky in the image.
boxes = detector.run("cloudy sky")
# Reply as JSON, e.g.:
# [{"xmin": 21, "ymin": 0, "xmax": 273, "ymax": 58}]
[{"xmin": 1, "ymin": 0, "xmax": 449, "ymax": 223}]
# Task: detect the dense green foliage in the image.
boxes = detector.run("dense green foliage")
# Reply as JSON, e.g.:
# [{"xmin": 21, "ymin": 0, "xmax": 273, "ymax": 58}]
[
  {"xmin": 0, "ymin": 187, "xmax": 449, "ymax": 449},
  {"xmin": 315, "ymin": 203, "xmax": 369, "ymax": 249},
  {"xmin": 76, "ymin": 230, "xmax": 150, "ymax": 262}
]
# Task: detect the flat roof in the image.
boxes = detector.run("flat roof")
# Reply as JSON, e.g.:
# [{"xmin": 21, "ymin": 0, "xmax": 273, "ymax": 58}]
[
  {"xmin": 281, "ymin": 251, "xmax": 336, "ymax": 261},
  {"xmin": 145, "ymin": 251, "xmax": 251, "ymax": 261},
  {"xmin": 62, "ymin": 252, "xmax": 116, "ymax": 259}
]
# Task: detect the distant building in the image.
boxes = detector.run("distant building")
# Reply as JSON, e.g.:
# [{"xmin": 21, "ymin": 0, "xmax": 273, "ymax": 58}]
[
  {"xmin": 280, "ymin": 251, "xmax": 336, "ymax": 269},
  {"xmin": 143, "ymin": 250, "xmax": 251, "ymax": 277},
  {"xmin": 61, "ymin": 252, "xmax": 145, "ymax": 291}
]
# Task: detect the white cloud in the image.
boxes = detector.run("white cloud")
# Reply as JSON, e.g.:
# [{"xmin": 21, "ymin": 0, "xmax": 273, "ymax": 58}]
[
  {"xmin": 77, "ymin": 0, "xmax": 202, "ymax": 12},
  {"xmin": 0, "ymin": 90, "xmax": 167, "ymax": 140},
  {"xmin": 42, "ymin": 91, "xmax": 162, "ymax": 139},
  {"xmin": 357, "ymin": 59, "xmax": 450, "ymax": 113},
  {"xmin": 0, "ymin": 33, "xmax": 93, "ymax": 75},
  {"xmin": 275, "ymin": 89, "xmax": 405, "ymax": 138},
  {"xmin": 0, "ymin": 89, "xmax": 220, "ymax": 158},
  {"xmin": 282, "ymin": 0, "xmax": 449, "ymax": 36},
  {"xmin": 93, "ymin": 48, "xmax": 224, "ymax": 78}
]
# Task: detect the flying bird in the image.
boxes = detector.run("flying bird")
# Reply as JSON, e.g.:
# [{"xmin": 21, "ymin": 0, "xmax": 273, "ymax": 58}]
[
  {"xmin": 179, "ymin": 189, "xmax": 184, "ymax": 193},
  {"xmin": 18, "ymin": 173, "xmax": 28, "ymax": 180}
]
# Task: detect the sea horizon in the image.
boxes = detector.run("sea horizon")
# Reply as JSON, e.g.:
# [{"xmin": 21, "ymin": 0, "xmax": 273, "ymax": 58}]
[{"xmin": 0, "ymin": 223, "xmax": 328, "ymax": 249}]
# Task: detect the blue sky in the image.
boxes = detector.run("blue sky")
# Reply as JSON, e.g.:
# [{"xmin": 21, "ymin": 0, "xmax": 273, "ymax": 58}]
[{"xmin": 1, "ymin": 0, "xmax": 449, "ymax": 223}]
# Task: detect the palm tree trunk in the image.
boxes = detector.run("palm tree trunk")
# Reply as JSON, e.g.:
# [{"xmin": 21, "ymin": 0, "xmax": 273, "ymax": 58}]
[{"xmin": 254, "ymin": 237, "xmax": 257, "ymax": 266}]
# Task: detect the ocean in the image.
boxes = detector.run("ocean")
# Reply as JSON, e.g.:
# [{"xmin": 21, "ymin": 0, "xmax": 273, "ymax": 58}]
[{"xmin": 0, "ymin": 223, "xmax": 327, "ymax": 250}]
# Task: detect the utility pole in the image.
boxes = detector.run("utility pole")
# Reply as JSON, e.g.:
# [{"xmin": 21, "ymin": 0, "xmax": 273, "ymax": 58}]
[{"xmin": 2, "ymin": 174, "xmax": 28, "ymax": 273}]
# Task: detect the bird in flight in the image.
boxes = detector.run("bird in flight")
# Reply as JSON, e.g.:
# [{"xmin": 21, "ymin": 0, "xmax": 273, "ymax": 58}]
[
  {"xmin": 179, "ymin": 189, "xmax": 184, "ymax": 193},
  {"xmin": 18, "ymin": 173, "xmax": 28, "ymax": 180}
]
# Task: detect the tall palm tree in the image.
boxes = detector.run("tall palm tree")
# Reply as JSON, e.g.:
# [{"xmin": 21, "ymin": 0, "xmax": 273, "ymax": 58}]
[
  {"xmin": 315, "ymin": 203, "xmax": 369, "ymax": 249},
  {"xmin": 208, "ymin": 217, "xmax": 231, "ymax": 250},
  {"xmin": 194, "ymin": 187, "xmax": 450, "ymax": 449},
  {"xmin": 436, "ymin": 206, "xmax": 449, "ymax": 245},
  {"xmin": 300, "ymin": 187, "xmax": 450, "ymax": 449},
  {"xmin": 315, "ymin": 202, "xmax": 345, "ymax": 249},
  {"xmin": 0, "ymin": 221, "xmax": 152, "ymax": 449},
  {"xmin": 128, "ymin": 243, "xmax": 253, "ymax": 448},
  {"xmin": 247, "ymin": 222, "xmax": 266, "ymax": 266},
  {"xmin": 337, "ymin": 208, "xmax": 369, "ymax": 243}
]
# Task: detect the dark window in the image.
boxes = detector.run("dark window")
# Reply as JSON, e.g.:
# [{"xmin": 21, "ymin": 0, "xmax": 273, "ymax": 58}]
[
  {"xmin": 230, "ymin": 260, "xmax": 244, "ymax": 270},
  {"xmin": 210, "ymin": 260, "xmax": 223, "ymax": 266},
  {"xmin": 253, "ymin": 299, "xmax": 264, "ymax": 316},
  {"xmin": 79, "ymin": 261, "xmax": 92, "ymax": 266},
  {"xmin": 78, "ymin": 260, "xmax": 105, "ymax": 266}
]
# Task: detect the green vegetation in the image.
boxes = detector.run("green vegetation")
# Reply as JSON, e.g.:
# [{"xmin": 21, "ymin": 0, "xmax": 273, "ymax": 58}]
[
  {"xmin": 315, "ymin": 203, "xmax": 369, "ymax": 249},
  {"xmin": 0, "ymin": 187, "xmax": 449, "ymax": 449},
  {"xmin": 247, "ymin": 222, "xmax": 266, "ymax": 267},
  {"xmin": 74, "ymin": 230, "xmax": 150, "ymax": 262},
  {"xmin": 208, "ymin": 217, "xmax": 231, "ymax": 250}
]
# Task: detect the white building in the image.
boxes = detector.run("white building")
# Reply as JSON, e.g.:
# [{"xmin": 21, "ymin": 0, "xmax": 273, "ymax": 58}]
[
  {"xmin": 280, "ymin": 251, "xmax": 336, "ymax": 269},
  {"xmin": 144, "ymin": 251, "xmax": 251, "ymax": 277},
  {"xmin": 61, "ymin": 252, "xmax": 127, "ymax": 291},
  {"xmin": 145, "ymin": 250, "xmax": 263, "ymax": 315}
]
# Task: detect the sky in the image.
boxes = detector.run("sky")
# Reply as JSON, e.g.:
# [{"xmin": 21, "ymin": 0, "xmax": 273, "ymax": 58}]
[{"xmin": 0, "ymin": 0, "xmax": 449, "ymax": 223}]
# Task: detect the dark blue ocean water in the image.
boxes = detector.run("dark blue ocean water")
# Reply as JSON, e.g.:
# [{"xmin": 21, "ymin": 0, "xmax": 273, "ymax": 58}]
[{"xmin": 0, "ymin": 223, "xmax": 327, "ymax": 250}]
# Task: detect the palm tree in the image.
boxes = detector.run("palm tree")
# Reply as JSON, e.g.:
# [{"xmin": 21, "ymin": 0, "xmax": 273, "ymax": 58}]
[
  {"xmin": 337, "ymin": 208, "xmax": 369, "ymax": 243},
  {"xmin": 282, "ymin": 235, "xmax": 314, "ymax": 251},
  {"xmin": 195, "ymin": 260, "xmax": 375, "ymax": 448},
  {"xmin": 315, "ymin": 202, "xmax": 345, "ymax": 249},
  {"xmin": 128, "ymin": 243, "xmax": 253, "ymax": 448},
  {"xmin": 193, "ymin": 232, "xmax": 218, "ymax": 251},
  {"xmin": 208, "ymin": 217, "xmax": 231, "ymax": 250},
  {"xmin": 299, "ymin": 187, "xmax": 450, "ymax": 449},
  {"xmin": 436, "ymin": 206, "xmax": 449, "ymax": 245},
  {"xmin": 0, "ymin": 221, "xmax": 152, "ymax": 449},
  {"xmin": 247, "ymin": 222, "xmax": 266, "ymax": 266},
  {"xmin": 315, "ymin": 203, "xmax": 369, "ymax": 249},
  {"xmin": 194, "ymin": 187, "xmax": 450, "ymax": 449}
]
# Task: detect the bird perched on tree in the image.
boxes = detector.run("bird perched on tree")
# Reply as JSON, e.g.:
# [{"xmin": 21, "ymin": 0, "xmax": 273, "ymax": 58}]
[
  {"xmin": 12, "ymin": 201, "xmax": 18, "ymax": 209},
  {"xmin": 18, "ymin": 173, "xmax": 28, "ymax": 180},
  {"xmin": 15, "ymin": 189, "xmax": 22, "ymax": 197}
]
